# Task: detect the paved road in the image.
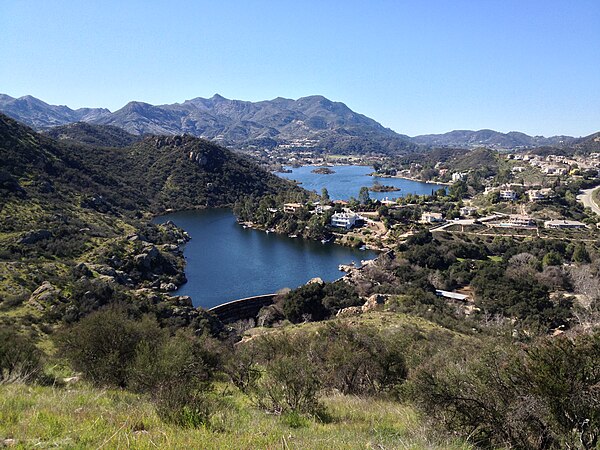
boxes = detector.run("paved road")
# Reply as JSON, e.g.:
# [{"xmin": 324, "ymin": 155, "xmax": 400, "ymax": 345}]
[{"xmin": 577, "ymin": 187, "xmax": 600, "ymax": 216}]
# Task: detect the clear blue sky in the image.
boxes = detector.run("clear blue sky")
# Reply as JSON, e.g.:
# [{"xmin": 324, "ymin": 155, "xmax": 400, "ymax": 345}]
[{"xmin": 1, "ymin": 0, "xmax": 598, "ymax": 136}]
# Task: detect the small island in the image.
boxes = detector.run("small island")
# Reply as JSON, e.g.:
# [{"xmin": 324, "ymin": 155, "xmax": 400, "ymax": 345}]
[
  {"xmin": 311, "ymin": 167, "xmax": 336, "ymax": 175},
  {"xmin": 369, "ymin": 181, "xmax": 400, "ymax": 192}
]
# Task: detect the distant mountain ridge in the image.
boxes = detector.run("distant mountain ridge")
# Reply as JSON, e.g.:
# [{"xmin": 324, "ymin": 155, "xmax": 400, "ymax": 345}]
[
  {"xmin": 0, "ymin": 93, "xmax": 416, "ymax": 154},
  {"xmin": 1, "ymin": 93, "xmax": 592, "ymax": 152},
  {"xmin": 412, "ymin": 129, "xmax": 576, "ymax": 149}
]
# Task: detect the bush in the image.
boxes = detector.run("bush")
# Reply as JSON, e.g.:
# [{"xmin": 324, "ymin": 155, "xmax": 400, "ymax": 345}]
[
  {"xmin": 0, "ymin": 326, "xmax": 42, "ymax": 383},
  {"xmin": 236, "ymin": 333, "xmax": 324, "ymax": 417},
  {"xmin": 409, "ymin": 333, "xmax": 600, "ymax": 449},
  {"xmin": 55, "ymin": 306, "xmax": 165, "ymax": 387},
  {"xmin": 314, "ymin": 323, "xmax": 407, "ymax": 395}
]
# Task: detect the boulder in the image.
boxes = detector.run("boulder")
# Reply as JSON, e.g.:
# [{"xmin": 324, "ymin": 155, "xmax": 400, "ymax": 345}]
[
  {"xmin": 28, "ymin": 281, "xmax": 62, "ymax": 310},
  {"xmin": 336, "ymin": 306, "xmax": 363, "ymax": 317},
  {"xmin": 361, "ymin": 294, "xmax": 387, "ymax": 312},
  {"xmin": 160, "ymin": 282, "xmax": 177, "ymax": 292},
  {"xmin": 307, "ymin": 277, "xmax": 324, "ymax": 285}
]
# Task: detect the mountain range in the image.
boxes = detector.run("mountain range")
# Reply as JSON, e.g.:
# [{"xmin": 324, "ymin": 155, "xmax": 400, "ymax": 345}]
[{"xmin": 0, "ymin": 93, "xmax": 592, "ymax": 152}]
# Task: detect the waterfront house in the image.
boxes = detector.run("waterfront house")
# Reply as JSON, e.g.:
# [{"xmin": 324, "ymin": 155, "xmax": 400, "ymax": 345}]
[{"xmin": 331, "ymin": 212, "xmax": 359, "ymax": 229}]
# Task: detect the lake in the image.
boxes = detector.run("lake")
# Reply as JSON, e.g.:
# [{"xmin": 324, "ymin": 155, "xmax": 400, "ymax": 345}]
[
  {"xmin": 156, "ymin": 166, "xmax": 445, "ymax": 309},
  {"xmin": 278, "ymin": 165, "xmax": 446, "ymax": 201},
  {"xmin": 154, "ymin": 209, "xmax": 378, "ymax": 308}
]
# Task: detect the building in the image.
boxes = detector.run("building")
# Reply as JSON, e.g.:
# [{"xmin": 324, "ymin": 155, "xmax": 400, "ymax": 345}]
[
  {"xmin": 452, "ymin": 172, "xmax": 468, "ymax": 182},
  {"xmin": 544, "ymin": 220, "xmax": 587, "ymax": 229},
  {"xmin": 421, "ymin": 212, "xmax": 444, "ymax": 223},
  {"xmin": 499, "ymin": 215, "xmax": 536, "ymax": 228},
  {"xmin": 283, "ymin": 203, "xmax": 303, "ymax": 213},
  {"xmin": 459, "ymin": 206, "xmax": 478, "ymax": 216},
  {"xmin": 330, "ymin": 212, "xmax": 359, "ymax": 229},
  {"xmin": 499, "ymin": 189, "xmax": 517, "ymax": 201},
  {"xmin": 527, "ymin": 188, "xmax": 554, "ymax": 202}
]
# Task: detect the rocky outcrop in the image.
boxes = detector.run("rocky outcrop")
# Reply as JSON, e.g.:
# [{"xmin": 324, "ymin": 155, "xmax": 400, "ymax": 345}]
[
  {"xmin": 336, "ymin": 306, "xmax": 363, "ymax": 317},
  {"xmin": 18, "ymin": 229, "xmax": 52, "ymax": 244},
  {"xmin": 28, "ymin": 281, "xmax": 63, "ymax": 310},
  {"xmin": 361, "ymin": 294, "xmax": 387, "ymax": 312}
]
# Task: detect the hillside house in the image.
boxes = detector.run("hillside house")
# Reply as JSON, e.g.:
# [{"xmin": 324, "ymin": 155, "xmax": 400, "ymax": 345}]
[
  {"xmin": 421, "ymin": 212, "xmax": 444, "ymax": 223},
  {"xmin": 283, "ymin": 203, "xmax": 303, "ymax": 213},
  {"xmin": 544, "ymin": 220, "xmax": 587, "ymax": 229}
]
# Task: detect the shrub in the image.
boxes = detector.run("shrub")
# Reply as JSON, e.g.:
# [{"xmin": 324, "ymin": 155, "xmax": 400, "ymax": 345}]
[
  {"xmin": 409, "ymin": 333, "xmax": 600, "ymax": 449},
  {"xmin": 55, "ymin": 306, "xmax": 165, "ymax": 387},
  {"xmin": 0, "ymin": 326, "xmax": 42, "ymax": 383}
]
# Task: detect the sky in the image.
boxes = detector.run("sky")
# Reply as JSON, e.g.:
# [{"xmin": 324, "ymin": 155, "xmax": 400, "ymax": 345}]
[{"xmin": 1, "ymin": 0, "xmax": 599, "ymax": 137}]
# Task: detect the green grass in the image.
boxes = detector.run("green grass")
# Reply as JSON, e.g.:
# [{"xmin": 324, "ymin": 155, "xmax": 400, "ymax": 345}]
[{"xmin": 0, "ymin": 383, "xmax": 470, "ymax": 449}]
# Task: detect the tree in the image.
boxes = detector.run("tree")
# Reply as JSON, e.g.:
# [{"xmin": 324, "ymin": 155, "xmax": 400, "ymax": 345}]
[
  {"xmin": 358, "ymin": 186, "xmax": 370, "ymax": 205},
  {"xmin": 320, "ymin": 187, "xmax": 330, "ymax": 204}
]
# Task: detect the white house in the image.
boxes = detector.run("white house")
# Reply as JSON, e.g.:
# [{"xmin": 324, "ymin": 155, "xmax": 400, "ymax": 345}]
[
  {"xmin": 421, "ymin": 212, "xmax": 444, "ymax": 223},
  {"xmin": 499, "ymin": 189, "xmax": 517, "ymax": 201},
  {"xmin": 283, "ymin": 203, "xmax": 303, "ymax": 213},
  {"xmin": 459, "ymin": 206, "xmax": 478, "ymax": 216},
  {"xmin": 331, "ymin": 212, "xmax": 359, "ymax": 229}
]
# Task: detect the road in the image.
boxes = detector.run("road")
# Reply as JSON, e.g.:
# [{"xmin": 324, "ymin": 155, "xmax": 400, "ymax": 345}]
[{"xmin": 577, "ymin": 187, "xmax": 600, "ymax": 216}]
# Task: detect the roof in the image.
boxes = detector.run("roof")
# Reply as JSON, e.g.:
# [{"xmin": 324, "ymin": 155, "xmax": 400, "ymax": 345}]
[{"xmin": 436, "ymin": 290, "xmax": 469, "ymax": 301}]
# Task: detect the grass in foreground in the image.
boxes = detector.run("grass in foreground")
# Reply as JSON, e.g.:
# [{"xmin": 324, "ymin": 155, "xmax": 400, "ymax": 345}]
[{"xmin": 0, "ymin": 383, "xmax": 470, "ymax": 449}]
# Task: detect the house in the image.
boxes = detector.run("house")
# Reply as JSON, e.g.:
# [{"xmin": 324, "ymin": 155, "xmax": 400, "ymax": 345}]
[
  {"xmin": 544, "ymin": 220, "xmax": 587, "ymax": 229},
  {"xmin": 511, "ymin": 166, "xmax": 526, "ymax": 173},
  {"xmin": 528, "ymin": 188, "xmax": 553, "ymax": 202},
  {"xmin": 499, "ymin": 189, "xmax": 517, "ymax": 201},
  {"xmin": 543, "ymin": 166, "xmax": 568, "ymax": 176},
  {"xmin": 452, "ymin": 172, "xmax": 468, "ymax": 182},
  {"xmin": 459, "ymin": 206, "xmax": 478, "ymax": 216},
  {"xmin": 313, "ymin": 205, "xmax": 333, "ymax": 214},
  {"xmin": 283, "ymin": 203, "xmax": 303, "ymax": 213},
  {"xmin": 499, "ymin": 215, "xmax": 536, "ymax": 228},
  {"xmin": 330, "ymin": 212, "xmax": 359, "ymax": 229},
  {"xmin": 421, "ymin": 212, "xmax": 444, "ymax": 223}
]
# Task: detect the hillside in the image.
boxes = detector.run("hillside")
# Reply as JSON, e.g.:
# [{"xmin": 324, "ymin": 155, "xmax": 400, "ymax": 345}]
[
  {"xmin": 0, "ymin": 94, "xmax": 418, "ymax": 155},
  {"xmin": 412, "ymin": 129, "xmax": 575, "ymax": 149},
  {"xmin": 43, "ymin": 122, "xmax": 141, "ymax": 148},
  {"xmin": 0, "ymin": 113, "xmax": 301, "ymax": 318}
]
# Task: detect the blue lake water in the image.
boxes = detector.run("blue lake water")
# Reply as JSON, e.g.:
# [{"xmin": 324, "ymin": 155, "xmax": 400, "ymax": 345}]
[
  {"xmin": 155, "ymin": 166, "xmax": 446, "ymax": 308},
  {"xmin": 154, "ymin": 209, "xmax": 378, "ymax": 308},
  {"xmin": 278, "ymin": 165, "xmax": 446, "ymax": 201}
]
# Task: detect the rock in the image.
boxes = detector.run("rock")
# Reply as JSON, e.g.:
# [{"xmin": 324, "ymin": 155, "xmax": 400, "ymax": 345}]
[
  {"xmin": 74, "ymin": 262, "xmax": 92, "ymax": 277},
  {"xmin": 94, "ymin": 265, "xmax": 117, "ymax": 277},
  {"xmin": 28, "ymin": 281, "xmax": 62, "ymax": 310},
  {"xmin": 160, "ymin": 282, "xmax": 177, "ymax": 292},
  {"xmin": 63, "ymin": 376, "xmax": 80, "ymax": 385},
  {"xmin": 307, "ymin": 277, "xmax": 324, "ymax": 285},
  {"xmin": 170, "ymin": 295, "xmax": 193, "ymax": 307},
  {"xmin": 18, "ymin": 229, "xmax": 52, "ymax": 244},
  {"xmin": 361, "ymin": 294, "xmax": 387, "ymax": 312},
  {"xmin": 336, "ymin": 306, "xmax": 363, "ymax": 317}
]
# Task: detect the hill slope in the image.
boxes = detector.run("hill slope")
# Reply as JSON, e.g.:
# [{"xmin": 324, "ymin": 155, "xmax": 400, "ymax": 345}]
[{"xmin": 0, "ymin": 113, "xmax": 300, "ymax": 311}]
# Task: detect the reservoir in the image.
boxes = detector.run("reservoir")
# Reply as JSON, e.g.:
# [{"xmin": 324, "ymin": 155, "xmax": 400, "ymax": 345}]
[
  {"xmin": 278, "ymin": 165, "xmax": 446, "ymax": 201},
  {"xmin": 154, "ymin": 209, "xmax": 378, "ymax": 308},
  {"xmin": 156, "ymin": 167, "xmax": 445, "ymax": 309}
]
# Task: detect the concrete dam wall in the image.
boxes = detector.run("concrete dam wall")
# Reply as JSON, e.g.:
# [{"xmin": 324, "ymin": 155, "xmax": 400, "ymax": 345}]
[{"xmin": 208, "ymin": 294, "xmax": 276, "ymax": 323}]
